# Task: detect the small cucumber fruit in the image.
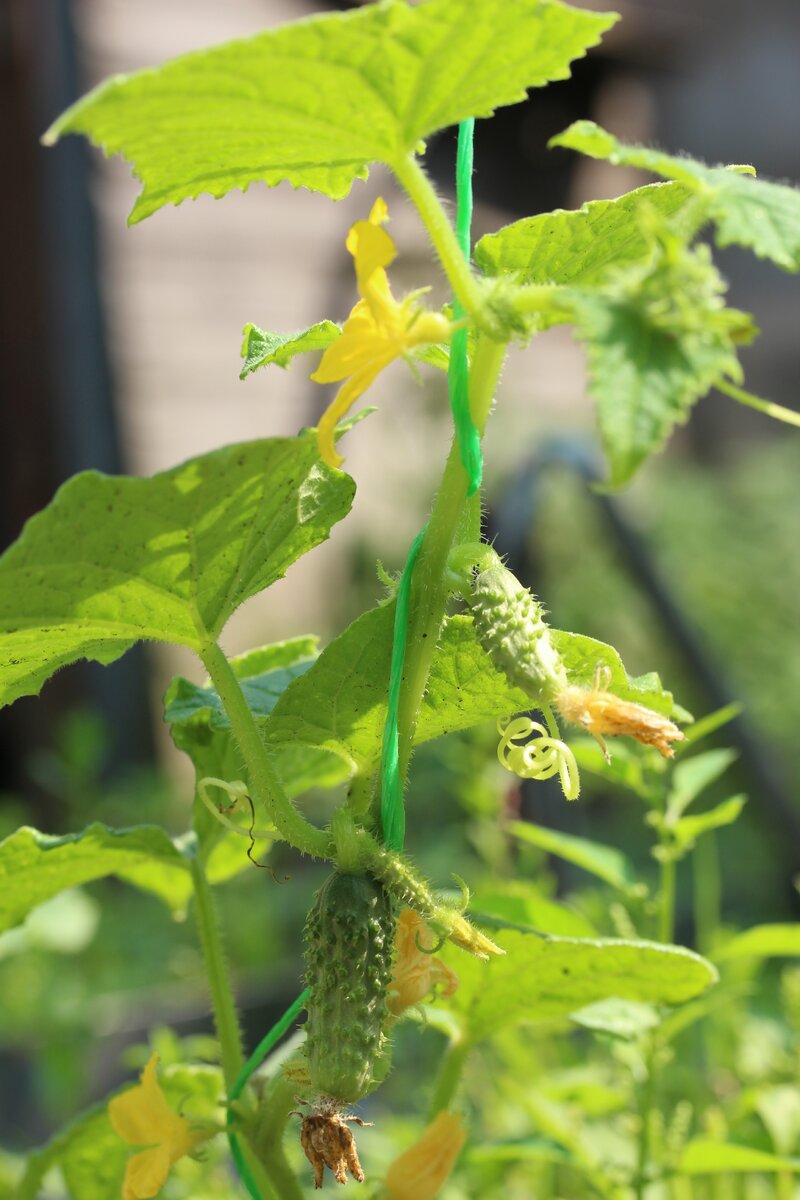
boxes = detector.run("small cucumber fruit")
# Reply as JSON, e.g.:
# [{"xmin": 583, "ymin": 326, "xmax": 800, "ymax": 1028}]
[
  {"xmin": 303, "ymin": 870, "xmax": 395, "ymax": 1105},
  {"xmin": 469, "ymin": 564, "xmax": 566, "ymax": 699}
]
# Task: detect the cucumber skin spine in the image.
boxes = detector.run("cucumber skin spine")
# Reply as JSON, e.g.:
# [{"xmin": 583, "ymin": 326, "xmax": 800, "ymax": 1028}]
[{"xmin": 304, "ymin": 870, "xmax": 395, "ymax": 1105}]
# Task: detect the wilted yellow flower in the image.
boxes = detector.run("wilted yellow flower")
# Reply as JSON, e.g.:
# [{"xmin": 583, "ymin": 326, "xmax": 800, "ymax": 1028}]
[
  {"xmin": 108, "ymin": 1052, "xmax": 208, "ymax": 1200},
  {"xmin": 387, "ymin": 908, "xmax": 460, "ymax": 1016},
  {"xmin": 385, "ymin": 1111, "xmax": 467, "ymax": 1200},
  {"xmin": 311, "ymin": 197, "xmax": 451, "ymax": 468},
  {"xmin": 558, "ymin": 665, "xmax": 685, "ymax": 760}
]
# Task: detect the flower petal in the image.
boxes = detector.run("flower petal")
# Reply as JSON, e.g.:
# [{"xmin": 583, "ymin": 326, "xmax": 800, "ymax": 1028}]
[
  {"xmin": 385, "ymin": 1112, "xmax": 467, "ymax": 1200},
  {"xmin": 316, "ymin": 359, "xmax": 389, "ymax": 468},
  {"xmin": 109, "ymin": 1054, "xmax": 175, "ymax": 1146},
  {"xmin": 122, "ymin": 1145, "xmax": 172, "ymax": 1200}
]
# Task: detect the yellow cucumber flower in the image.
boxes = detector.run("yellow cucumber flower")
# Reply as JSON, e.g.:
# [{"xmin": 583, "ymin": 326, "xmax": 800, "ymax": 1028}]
[
  {"xmin": 108, "ymin": 1052, "xmax": 209, "ymax": 1200},
  {"xmin": 311, "ymin": 197, "xmax": 451, "ymax": 468},
  {"xmin": 385, "ymin": 1110, "xmax": 467, "ymax": 1200},
  {"xmin": 387, "ymin": 907, "xmax": 460, "ymax": 1016}
]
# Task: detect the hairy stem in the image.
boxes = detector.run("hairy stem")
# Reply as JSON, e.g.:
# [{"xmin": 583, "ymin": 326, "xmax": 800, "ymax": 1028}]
[
  {"xmin": 428, "ymin": 1037, "xmax": 471, "ymax": 1119},
  {"xmin": 397, "ymin": 334, "xmax": 506, "ymax": 778},
  {"xmin": 392, "ymin": 152, "xmax": 486, "ymax": 327},
  {"xmin": 717, "ymin": 378, "xmax": 800, "ymax": 428},
  {"xmin": 190, "ymin": 858, "xmax": 244, "ymax": 1089},
  {"xmin": 199, "ymin": 639, "xmax": 331, "ymax": 859}
]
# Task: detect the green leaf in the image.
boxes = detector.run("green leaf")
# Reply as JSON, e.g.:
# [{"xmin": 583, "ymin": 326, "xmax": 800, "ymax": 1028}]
[
  {"xmin": 508, "ymin": 820, "xmax": 640, "ymax": 895},
  {"xmin": 239, "ymin": 321, "xmax": 341, "ymax": 380},
  {"xmin": 259, "ymin": 606, "xmax": 685, "ymax": 784},
  {"xmin": 45, "ymin": 1, "xmax": 616, "ymax": 224},
  {"xmin": 681, "ymin": 702, "xmax": 742, "ymax": 746},
  {"xmin": 263, "ymin": 606, "xmax": 534, "ymax": 778},
  {"xmin": 469, "ymin": 880, "xmax": 597, "ymax": 938},
  {"xmin": 552, "ymin": 629, "xmax": 681, "ymax": 718},
  {"xmin": 569, "ymin": 737, "xmax": 651, "ymax": 800},
  {"xmin": 444, "ymin": 929, "xmax": 717, "ymax": 1037},
  {"xmin": 569, "ymin": 997, "xmax": 660, "ymax": 1041},
  {"xmin": 0, "ymin": 434, "xmax": 354, "ymax": 707},
  {"xmin": 567, "ymin": 231, "xmax": 750, "ymax": 487},
  {"xmin": 475, "ymin": 181, "xmax": 693, "ymax": 296},
  {"xmin": 551, "ymin": 120, "xmax": 800, "ymax": 271},
  {"xmin": 672, "ymin": 795, "xmax": 746, "ymax": 849},
  {"xmin": 716, "ymin": 924, "xmax": 800, "ymax": 961},
  {"xmin": 666, "ymin": 748, "xmax": 738, "ymax": 822},
  {"xmin": 680, "ymin": 1140, "xmax": 800, "ymax": 1174},
  {"xmin": 0, "ymin": 824, "xmax": 197, "ymax": 932}
]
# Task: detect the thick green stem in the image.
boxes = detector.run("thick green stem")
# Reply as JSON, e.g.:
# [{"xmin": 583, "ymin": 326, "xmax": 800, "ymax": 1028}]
[
  {"xmin": 199, "ymin": 639, "xmax": 331, "ymax": 860},
  {"xmin": 428, "ymin": 1037, "xmax": 471, "ymax": 1119},
  {"xmin": 190, "ymin": 858, "xmax": 244, "ymax": 1089},
  {"xmin": 396, "ymin": 335, "xmax": 506, "ymax": 777},
  {"xmin": 659, "ymin": 855, "xmax": 677, "ymax": 945},
  {"xmin": 692, "ymin": 832, "xmax": 721, "ymax": 955},
  {"xmin": 392, "ymin": 152, "xmax": 486, "ymax": 327}
]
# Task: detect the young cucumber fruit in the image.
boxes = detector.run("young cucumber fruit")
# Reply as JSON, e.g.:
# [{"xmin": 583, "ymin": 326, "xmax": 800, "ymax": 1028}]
[
  {"xmin": 304, "ymin": 869, "xmax": 395, "ymax": 1105},
  {"xmin": 469, "ymin": 563, "xmax": 567, "ymax": 700}
]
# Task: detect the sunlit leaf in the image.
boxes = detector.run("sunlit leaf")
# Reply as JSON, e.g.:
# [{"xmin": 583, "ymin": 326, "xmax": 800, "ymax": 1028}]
[
  {"xmin": 469, "ymin": 880, "xmax": 597, "ymax": 938},
  {"xmin": 46, "ymin": 0, "xmax": 616, "ymax": 224},
  {"xmin": 444, "ymin": 929, "xmax": 717, "ymax": 1037},
  {"xmin": 475, "ymin": 181, "xmax": 693, "ymax": 298},
  {"xmin": 551, "ymin": 120, "xmax": 800, "ymax": 270},
  {"xmin": 239, "ymin": 321, "xmax": 341, "ymax": 379},
  {"xmin": 0, "ymin": 435, "xmax": 353, "ymax": 707}
]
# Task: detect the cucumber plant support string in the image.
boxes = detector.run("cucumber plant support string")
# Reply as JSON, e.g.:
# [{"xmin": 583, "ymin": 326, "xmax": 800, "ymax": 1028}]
[{"xmin": 380, "ymin": 119, "xmax": 480, "ymax": 852}]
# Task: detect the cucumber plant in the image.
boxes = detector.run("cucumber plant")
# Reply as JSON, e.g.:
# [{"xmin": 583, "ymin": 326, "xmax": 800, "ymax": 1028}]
[{"xmin": 3, "ymin": 1, "xmax": 800, "ymax": 1197}]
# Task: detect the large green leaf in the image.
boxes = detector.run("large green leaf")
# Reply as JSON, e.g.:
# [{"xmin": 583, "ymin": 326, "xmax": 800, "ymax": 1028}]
[
  {"xmin": 45, "ymin": 1, "xmax": 616, "ymax": 224},
  {"xmin": 475, "ymin": 181, "xmax": 692, "ymax": 295},
  {"xmin": 0, "ymin": 824, "xmax": 196, "ymax": 931},
  {"xmin": 0, "ymin": 435, "xmax": 353, "ymax": 707},
  {"xmin": 568, "ymin": 233, "xmax": 750, "ymax": 487},
  {"xmin": 508, "ymin": 820, "xmax": 640, "ymax": 895},
  {"xmin": 261, "ymin": 607, "xmax": 684, "ymax": 781},
  {"xmin": 551, "ymin": 120, "xmax": 800, "ymax": 270},
  {"xmin": 443, "ymin": 929, "xmax": 717, "ymax": 1038},
  {"xmin": 715, "ymin": 924, "xmax": 800, "ymax": 961}
]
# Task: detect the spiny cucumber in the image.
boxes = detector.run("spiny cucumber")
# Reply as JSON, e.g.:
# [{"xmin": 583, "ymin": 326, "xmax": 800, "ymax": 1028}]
[
  {"xmin": 303, "ymin": 870, "xmax": 394, "ymax": 1105},
  {"xmin": 468, "ymin": 563, "xmax": 567, "ymax": 699}
]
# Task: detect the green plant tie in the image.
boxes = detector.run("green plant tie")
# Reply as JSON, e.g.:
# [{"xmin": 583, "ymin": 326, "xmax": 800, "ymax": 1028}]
[
  {"xmin": 379, "ymin": 525, "xmax": 427, "ymax": 851},
  {"xmin": 449, "ymin": 118, "xmax": 482, "ymax": 496},
  {"xmin": 379, "ymin": 120, "xmax": 481, "ymax": 853},
  {"xmin": 227, "ymin": 988, "xmax": 310, "ymax": 1199}
]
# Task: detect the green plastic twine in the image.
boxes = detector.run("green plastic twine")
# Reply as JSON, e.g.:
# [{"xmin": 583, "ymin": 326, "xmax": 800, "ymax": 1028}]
[
  {"xmin": 227, "ymin": 988, "xmax": 310, "ymax": 1200},
  {"xmin": 450, "ymin": 118, "xmax": 482, "ymax": 496},
  {"xmin": 379, "ymin": 526, "xmax": 427, "ymax": 851}
]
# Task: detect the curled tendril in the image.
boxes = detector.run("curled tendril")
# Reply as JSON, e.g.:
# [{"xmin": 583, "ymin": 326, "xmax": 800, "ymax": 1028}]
[
  {"xmin": 197, "ymin": 777, "xmax": 278, "ymax": 842},
  {"xmin": 496, "ymin": 710, "xmax": 581, "ymax": 802}
]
